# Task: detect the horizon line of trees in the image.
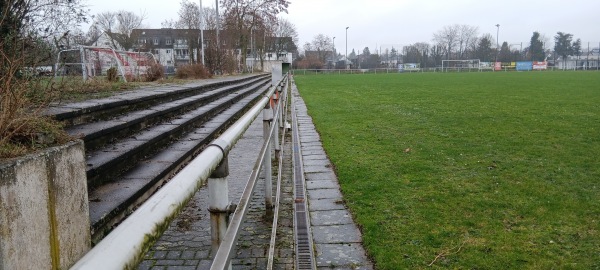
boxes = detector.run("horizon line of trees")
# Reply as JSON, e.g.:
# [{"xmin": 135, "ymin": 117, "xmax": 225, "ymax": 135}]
[{"xmin": 296, "ymin": 24, "xmax": 594, "ymax": 69}]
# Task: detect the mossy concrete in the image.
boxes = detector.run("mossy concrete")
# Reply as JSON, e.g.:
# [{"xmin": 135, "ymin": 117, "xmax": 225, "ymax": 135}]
[{"xmin": 0, "ymin": 140, "xmax": 90, "ymax": 269}]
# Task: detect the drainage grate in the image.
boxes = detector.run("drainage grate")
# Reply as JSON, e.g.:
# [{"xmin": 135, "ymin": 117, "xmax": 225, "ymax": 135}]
[{"xmin": 292, "ymin": 93, "xmax": 316, "ymax": 270}]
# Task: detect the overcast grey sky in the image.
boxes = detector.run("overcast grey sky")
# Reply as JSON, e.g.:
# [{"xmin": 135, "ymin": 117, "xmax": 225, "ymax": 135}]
[{"xmin": 84, "ymin": 0, "xmax": 600, "ymax": 53}]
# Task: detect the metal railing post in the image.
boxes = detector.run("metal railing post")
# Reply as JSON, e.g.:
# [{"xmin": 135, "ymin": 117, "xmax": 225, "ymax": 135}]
[
  {"xmin": 263, "ymin": 104, "xmax": 273, "ymax": 212},
  {"xmin": 272, "ymin": 91, "xmax": 280, "ymax": 155},
  {"xmin": 208, "ymin": 157, "xmax": 231, "ymax": 262},
  {"xmin": 278, "ymin": 85, "xmax": 284, "ymax": 129}
]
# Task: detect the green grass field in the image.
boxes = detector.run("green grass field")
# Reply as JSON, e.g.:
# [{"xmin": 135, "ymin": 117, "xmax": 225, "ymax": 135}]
[{"xmin": 294, "ymin": 72, "xmax": 600, "ymax": 269}]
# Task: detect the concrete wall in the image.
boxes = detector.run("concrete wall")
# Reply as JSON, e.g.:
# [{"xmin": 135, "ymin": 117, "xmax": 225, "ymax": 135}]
[
  {"xmin": 0, "ymin": 140, "xmax": 90, "ymax": 269},
  {"xmin": 271, "ymin": 62, "xmax": 283, "ymax": 86}
]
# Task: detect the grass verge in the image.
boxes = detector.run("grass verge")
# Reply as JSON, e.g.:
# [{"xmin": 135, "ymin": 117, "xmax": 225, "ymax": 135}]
[{"xmin": 294, "ymin": 71, "xmax": 599, "ymax": 269}]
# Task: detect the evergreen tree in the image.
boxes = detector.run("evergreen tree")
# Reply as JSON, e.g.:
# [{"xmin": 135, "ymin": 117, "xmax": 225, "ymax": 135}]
[
  {"xmin": 572, "ymin": 38, "xmax": 582, "ymax": 59},
  {"xmin": 498, "ymin": 42, "xmax": 512, "ymax": 62},
  {"xmin": 554, "ymin": 32, "xmax": 573, "ymax": 66},
  {"xmin": 476, "ymin": 35, "xmax": 493, "ymax": 62},
  {"xmin": 529, "ymin": 32, "xmax": 545, "ymax": 61}
]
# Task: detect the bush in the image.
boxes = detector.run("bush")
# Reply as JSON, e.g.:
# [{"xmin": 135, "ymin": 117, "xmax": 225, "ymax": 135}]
[
  {"xmin": 107, "ymin": 67, "xmax": 118, "ymax": 82},
  {"xmin": 145, "ymin": 62, "xmax": 164, "ymax": 82},
  {"xmin": 1, "ymin": 71, "xmax": 71, "ymax": 158},
  {"xmin": 175, "ymin": 64, "xmax": 212, "ymax": 79}
]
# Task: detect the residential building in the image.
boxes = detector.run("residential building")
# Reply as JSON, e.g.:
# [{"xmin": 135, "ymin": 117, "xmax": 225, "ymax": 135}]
[
  {"xmin": 129, "ymin": 28, "xmax": 295, "ymax": 73},
  {"xmin": 555, "ymin": 48, "xmax": 600, "ymax": 70}
]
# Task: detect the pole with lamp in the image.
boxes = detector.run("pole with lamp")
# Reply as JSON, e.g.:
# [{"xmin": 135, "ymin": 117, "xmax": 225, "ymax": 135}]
[
  {"xmin": 199, "ymin": 0, "xmax": 205, "ymax": 66},
  {"xmin": 332, "ymin": 36, "xmax": 336, "ymax": 69},
  {"xmin": 215, "ymin": 0, "xmax": 220, "ymax": 74},
  {"xmin": 345, "ymin": 26, "xmax": 349, "ymax": 69},
  {"xmin": 495, "ymin": 24, "xmax": 500, "ymax": 71}
]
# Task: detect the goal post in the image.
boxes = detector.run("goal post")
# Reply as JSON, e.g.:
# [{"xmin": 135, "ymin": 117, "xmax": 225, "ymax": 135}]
[
  {"xmin": 55, "ymin": 46, "xmax": 158, "ymax": 82},
  {"xmin": 441, "ymin": 59, "xmax": 481, "ymax": 72}
]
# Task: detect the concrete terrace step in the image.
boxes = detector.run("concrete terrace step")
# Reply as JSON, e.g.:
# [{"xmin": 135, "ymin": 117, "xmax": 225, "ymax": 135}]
[
  {"xmin": 65, "ymin": 76, "xmax": 269, "ymax": 151},
  {"xmin": 46, "ymin": 74, "xmax": 269, "ymax": 127},
  {"xmin": 83, "ymin": 79, "xmax": 270, "ymax": 188}
]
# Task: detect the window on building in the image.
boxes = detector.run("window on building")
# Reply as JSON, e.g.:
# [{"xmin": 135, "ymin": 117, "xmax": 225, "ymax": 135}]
[
  {"xmin": 153, "ymin": 38, "xmax": 159, "ymax": 45},
  {"xmin": 165, "ymin": 39, "xmax": 172, "ymax": 45},
  {"xmin": 166, "ymin": 49, "xmax": 171, "ymax": 54},
  {"xmin": 138, "ymin": 38, "xmax": 146, "ymax": 44}
]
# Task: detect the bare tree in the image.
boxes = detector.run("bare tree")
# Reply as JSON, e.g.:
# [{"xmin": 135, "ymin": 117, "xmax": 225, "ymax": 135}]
[
  {"xmin": 161, "ymin": 19, "xmax": 179, "ymax": 28},
  {"xmin": 176, "ymin": 0, "xmax": 201, "ymax": 63},
  {"xmin": 457, "ymin": 25, "xmax": 478, "ymax": 59},
  {"xmin": 94, "ymin": 12, "xmax": 120, "ymax": 49},
  {"xmin": 430, "ymin": 43, "xmax": 445, "ymax": 66},
  {"xmin": 85, "ymin": 24, "xmax": 102, "ymax": 45},
  {"xmin": 314, "ymin": 34, "xmax": 334, "ymax": 61},
  {"xmin": 433, "ymin": 24, "xmax": 478, "ymax": 60},
  {"xmin": 1, "ymin": 0, "xmax": 88, "ymax": 152},
  {"xmin": 93, "ymin": 10, "xmax": 146, "ymax": 50},
  {"xmin": 221, "ymin": 0, "xmax": 291, "ymax": 72},
  {"xmin": 2, "ymin": 0, "xmax": 87, "ymax": 69},
  {"xmin": 433, "ymin": 24, "xmax": 459, "ymax": 60},
  {"xmin": 270, "ymin": 18, "xmax": 298, "ymax": 60}
]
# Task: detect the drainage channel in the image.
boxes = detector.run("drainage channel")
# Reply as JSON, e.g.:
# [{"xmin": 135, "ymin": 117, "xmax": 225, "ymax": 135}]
[{"xmin": 291, "ymin": 90, "xmax": 317, "ymax": 269}]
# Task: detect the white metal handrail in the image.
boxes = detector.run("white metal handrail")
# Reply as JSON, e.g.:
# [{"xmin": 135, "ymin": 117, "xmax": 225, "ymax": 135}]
[
  {"xmin": 70, "ymin": 77, "xmax": 282, "ymax": 270},
  {"xmin": 266, "ymin": 77, "xmax": 290, "ymax": 269}
]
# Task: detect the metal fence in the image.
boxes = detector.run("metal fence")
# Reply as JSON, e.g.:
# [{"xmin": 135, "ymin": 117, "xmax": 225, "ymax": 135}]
[{"xmin": 291, "ymin": 66, "xmax": 600, "ymax": 75}]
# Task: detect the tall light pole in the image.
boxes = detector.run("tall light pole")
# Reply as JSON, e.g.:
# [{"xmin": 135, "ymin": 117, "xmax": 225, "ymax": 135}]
[
  {"xmin": 199, "ymin": 0, "xmax": 205, "ymax": 66},
  {"xmin": 332, "ymin": 37, "xmax": 336, "ymax": 67},
  {"xmin": 345, "ymin": 27, "xmax": 349, "ymax": 69},
  {"xmin": 215, "ymin": 0, "xmax": 220, "ymax": 73},
  {"xmin": 495, "ymin": 24, "xmax": 500, "ymax": 67},
  {"xmin": 495, "ymin": 24, "xmax": 500, "ymax": 50}
]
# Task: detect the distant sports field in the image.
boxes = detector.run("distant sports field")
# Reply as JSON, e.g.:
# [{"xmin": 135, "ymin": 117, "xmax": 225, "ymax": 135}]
[{"xmin": 294, "ymin": 72, "xmax": 599, "ymax": 269}]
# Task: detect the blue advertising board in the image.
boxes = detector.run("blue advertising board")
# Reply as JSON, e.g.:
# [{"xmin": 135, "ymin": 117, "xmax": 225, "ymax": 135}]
[{"xmin": 516, "ymin": 61, "xmax": 533, "ymax": 71}]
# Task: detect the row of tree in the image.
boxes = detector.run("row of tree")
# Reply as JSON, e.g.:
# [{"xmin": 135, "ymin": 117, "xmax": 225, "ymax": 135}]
[
  {"xmin": 83, "ymin": 0, "xmax": 298, "ymax": 73},
  {"xmin": 1, "ymin": 0, "xmax": 299, "ymax": 76},
  {"xmin": 297, "ymin": 24, "xmax": 588, "ymax": 69}
]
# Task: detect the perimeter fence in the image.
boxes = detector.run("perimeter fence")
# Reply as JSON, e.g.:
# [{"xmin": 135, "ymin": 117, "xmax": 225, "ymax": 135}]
[{"xmin": 292, "ymin": 66, "xmax": 600, "ymax": 75}]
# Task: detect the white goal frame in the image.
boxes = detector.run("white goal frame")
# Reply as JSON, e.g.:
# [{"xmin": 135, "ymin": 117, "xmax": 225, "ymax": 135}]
[
  {"xmin": 441, "ymin": 59, "xmax": 481, "ymax": 72},
  {"xmin": 55, "ymin": 46, "xmax": 158, "ymax": 82}
]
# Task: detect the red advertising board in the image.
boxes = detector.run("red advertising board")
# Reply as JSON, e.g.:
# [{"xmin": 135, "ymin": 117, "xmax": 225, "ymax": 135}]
[
  {"xmin": 533, "ymin": 61, "xmax": 547, "ymax": 70},
  {"xmin": 494, "ymin": 62, "xmax": 502, "ymax": 71}
]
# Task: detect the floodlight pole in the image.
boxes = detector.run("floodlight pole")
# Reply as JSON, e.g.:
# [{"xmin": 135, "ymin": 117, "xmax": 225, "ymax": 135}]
[
  {"xmin": 345, "ymin": 27, "xmax": 349, "ymax": 69},
  {"xmin": 215, "ymin": 0, "xmax": 220, "ymax": 73},
  {"xmin": 200, "ymin": 0, "xmax": 205, "ymax": 66},
  {"xmin": 495, "ymin": 24, "xmax": 500, "ymax": 71},
  {"xmin": 332, "ymin": 37, "xmax": 336, "ymax": 68}
]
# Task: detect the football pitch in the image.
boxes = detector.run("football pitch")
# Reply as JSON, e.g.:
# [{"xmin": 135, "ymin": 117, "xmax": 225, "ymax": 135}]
[{"xmin": 293, "ymin": 72, "xmax": 599, "ymax": 269}]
